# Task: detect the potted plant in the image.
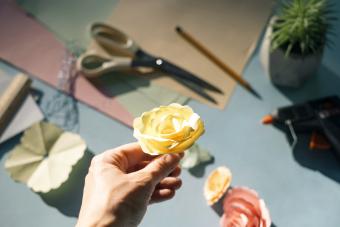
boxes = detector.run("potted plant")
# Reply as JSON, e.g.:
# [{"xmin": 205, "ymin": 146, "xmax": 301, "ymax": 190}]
[{"xmin": 260, "ymin": 0, "xmax": 335, "ymax": 87}]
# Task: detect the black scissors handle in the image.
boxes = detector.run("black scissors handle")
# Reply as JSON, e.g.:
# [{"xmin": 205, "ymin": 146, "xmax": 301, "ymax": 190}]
[{"xmin": 132, "ymin": 50, "xmax": 223, "ymax": 94}]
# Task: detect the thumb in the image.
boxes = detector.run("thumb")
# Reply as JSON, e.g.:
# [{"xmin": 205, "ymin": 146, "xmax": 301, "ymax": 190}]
[{"xmin": 141, "ymin": 153, "xmax": 181, "ymax": 185}]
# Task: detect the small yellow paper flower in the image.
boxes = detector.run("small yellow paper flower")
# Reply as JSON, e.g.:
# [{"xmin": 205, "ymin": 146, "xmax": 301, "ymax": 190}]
[
  {"xmin": 133, "ymin": 103, "xmax": 204, "ymax": 155},
  {"xmin": 5, "ymin": 122, "xmax": 86, "ymax": 193}
]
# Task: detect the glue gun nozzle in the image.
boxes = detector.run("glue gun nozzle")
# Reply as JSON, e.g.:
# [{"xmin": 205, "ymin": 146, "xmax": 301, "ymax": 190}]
[{"xmin": 261, "ymin": 115, "xmax": 274, "ymax": 125}]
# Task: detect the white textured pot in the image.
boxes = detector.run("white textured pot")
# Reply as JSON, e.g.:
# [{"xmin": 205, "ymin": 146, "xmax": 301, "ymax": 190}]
[{"xmin": 260, "ymin": 18, "xmax": 323, "ymax": 88}]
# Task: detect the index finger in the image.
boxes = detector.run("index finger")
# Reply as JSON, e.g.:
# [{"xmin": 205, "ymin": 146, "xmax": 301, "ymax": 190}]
[{"xmin": 103, "ymin": 142, "xmax": 154, "ymax": 171}]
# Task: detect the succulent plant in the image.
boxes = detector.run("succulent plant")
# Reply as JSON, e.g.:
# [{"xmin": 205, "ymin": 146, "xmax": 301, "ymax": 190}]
[{"xmin": 271, "ymin": 0, "xmax": 336, "ymax": 57}]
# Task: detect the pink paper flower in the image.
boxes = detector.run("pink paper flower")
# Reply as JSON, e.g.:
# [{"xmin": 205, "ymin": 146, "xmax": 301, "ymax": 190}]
[{"xmin": 220, "ymin": 187, "xmax": 271, "ymax": 227}]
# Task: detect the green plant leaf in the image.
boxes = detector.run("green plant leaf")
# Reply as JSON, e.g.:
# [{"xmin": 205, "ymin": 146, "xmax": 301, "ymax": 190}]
[{"xmin": 270, "ymin": 0, "xmax": 336, "ymax": 57}]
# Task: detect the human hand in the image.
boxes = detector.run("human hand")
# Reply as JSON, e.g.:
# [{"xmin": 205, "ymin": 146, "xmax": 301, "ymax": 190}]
[{"xmin": 76, "ymin": 143, "xmax": 183, "ymax": 227}]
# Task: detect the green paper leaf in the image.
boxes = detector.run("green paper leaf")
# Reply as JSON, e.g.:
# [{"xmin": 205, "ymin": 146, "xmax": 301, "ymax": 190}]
[{"xmin": 180, "ymin": 144, "xmax": 213, "ymax": 169}]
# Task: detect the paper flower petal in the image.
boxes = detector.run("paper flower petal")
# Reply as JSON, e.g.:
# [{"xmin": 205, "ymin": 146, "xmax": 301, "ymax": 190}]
[
  {"xmin": 20, "ymin": 121, "xmax": 63, "ymax": 156},
  {"xmin": 204, "ymin": 166, "xmax": 232, "ymax": 206},
  {"xmin": 133, "ymin": 103, "xmax": 204, "ymax": 155},
  {"xmin": 5, "ymin": 122, "xmax": 86, "ymax": 193},
  {"xmin": 221, "ymin": 187, "xmax": 271, "ymax": 227}
]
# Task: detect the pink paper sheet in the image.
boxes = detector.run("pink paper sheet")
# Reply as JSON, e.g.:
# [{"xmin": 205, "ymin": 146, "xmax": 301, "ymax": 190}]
[{"xmin": 0, "ymin": 0, "xmax": 133, "ymax": 126}]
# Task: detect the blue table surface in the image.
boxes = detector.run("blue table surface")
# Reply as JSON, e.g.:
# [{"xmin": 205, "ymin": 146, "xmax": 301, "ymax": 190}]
[{"xmin": 1, "ymin": 9, "xmax": 340, "ymax": 227}]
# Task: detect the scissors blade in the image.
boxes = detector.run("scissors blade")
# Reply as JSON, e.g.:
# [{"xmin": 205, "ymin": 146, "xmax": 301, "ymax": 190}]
[
  {"xmin": 131, "ymin": 50, "xmax": 219, "ymax": 104},
  {"xmin": 159, "ymin": 59, "xmax": 223, "ymax": 94},
  {"xmin": 172, "ymin": 77, "xmax": 218, "ymax": 104},
  {"xmin": 158, "ymin": 60, "xmax": 218, "ymax": 103},
  {"xmin": 132, "ymin": 50, "xmax": 223, "ymax": 94}
]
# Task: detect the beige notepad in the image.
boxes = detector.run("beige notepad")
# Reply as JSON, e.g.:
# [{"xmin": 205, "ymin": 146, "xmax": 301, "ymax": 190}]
[{"xmin": 105, "ymin": 0, "xmax": 274, "ymax": 108}]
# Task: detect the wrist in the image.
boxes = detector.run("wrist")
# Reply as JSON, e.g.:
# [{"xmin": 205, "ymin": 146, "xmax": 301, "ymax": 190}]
[{"xmin": 76, "ymin": 210, "xmax": 118, "ymax": 227}]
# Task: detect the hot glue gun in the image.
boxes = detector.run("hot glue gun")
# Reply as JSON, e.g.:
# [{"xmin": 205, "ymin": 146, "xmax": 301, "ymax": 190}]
[{"xmin": 262, "ymin": 96, "xmax": 340, "ymax": 159}]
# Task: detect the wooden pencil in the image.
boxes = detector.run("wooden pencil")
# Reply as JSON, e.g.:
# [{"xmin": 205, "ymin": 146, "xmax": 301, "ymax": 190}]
[{"xmin": 175, "ymin": 26, "xmax": 259, "ymax": 98}]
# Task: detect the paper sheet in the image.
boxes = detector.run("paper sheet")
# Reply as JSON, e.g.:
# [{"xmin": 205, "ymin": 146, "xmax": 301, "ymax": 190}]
[
  {"xmin": 0, "ymin": 95, "xmax": 44, "ymax": 143},
  {"xmin": 0, "ymin": 0, "xmax": 133, "ymax": 125},
  {"xmin": 107, "ymin": 0, "xmax": 274, "ymax": 108},
  {"xmin": 95, "ymin": 72, "xmax": 188, "ymax": 118},
  {"xmin": 0, "ymin": 0, "xmax": 188, "ymax": 127},
  {"xmin": 17, "ymin": 0, "xmax": 118, "ymax": 49}
]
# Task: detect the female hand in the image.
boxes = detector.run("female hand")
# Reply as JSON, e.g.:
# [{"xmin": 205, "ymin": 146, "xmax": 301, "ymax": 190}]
[{"xmin": 76, "ymin": 143, "xmax": 183, "ymax": 227}]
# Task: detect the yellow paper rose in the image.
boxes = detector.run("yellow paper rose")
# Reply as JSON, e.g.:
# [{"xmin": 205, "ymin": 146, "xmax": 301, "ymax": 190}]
[{"xmin": 133, "ymin": 103, "xmax": 204, "ymax": 155}]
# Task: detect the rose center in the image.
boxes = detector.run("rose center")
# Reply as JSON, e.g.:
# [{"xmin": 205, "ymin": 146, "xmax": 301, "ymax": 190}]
[{"xmin": 157, "ymin": 115, "xmax": 182, "ymax": 134}]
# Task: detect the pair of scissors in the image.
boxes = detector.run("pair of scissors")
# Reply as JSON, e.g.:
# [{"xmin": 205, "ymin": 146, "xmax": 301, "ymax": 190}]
[{"xmin": 77, "ymin": 23, "xmax": 223, "ymax": 103}]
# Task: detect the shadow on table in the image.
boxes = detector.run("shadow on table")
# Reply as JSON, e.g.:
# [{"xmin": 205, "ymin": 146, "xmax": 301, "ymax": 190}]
[
  {"xmin": 0, "ymin": 135, "xmax": 20, "ymax": 160},
  {"xmin": 38, "ymin": 149, "xmax": 94, "ymax": 217},
  {"xmin": 275, "ymin": 65, "xmax": 340, "ymax": 102},
  {"xmin": 188, "ymin": 157, "xmax": 215, "ymax": 178},
  {"xmin": 268, "ymin": 120, "xmax": 340, "ymax": 183},
  {"xmin": 87, "ymin": 70, "xmax": 153, "ymax": 98},
  {"xmin": 87, "ymin": 68, "xmax": 193, "ymax": 99},
  {"xmin": 86, "ymin": 68, "xmax": 219, "ymax": 105},
  {"xmin": 292, "ymin": 134, "xmax": 340, "ymax": 183},
  {"xmin": 274, "ymin": 64, "xmax": 340, "ymax": 184}
]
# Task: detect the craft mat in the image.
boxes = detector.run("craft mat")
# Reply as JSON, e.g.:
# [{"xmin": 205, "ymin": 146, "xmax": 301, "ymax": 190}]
[
  {"xmin": 0, "ymin": 0, "xmax": 188, "ymax": 127},
  {"xmin": 15, "ymin": 0, "xmax": 188, "ymax": 118},
  {"xmin": 106, "ymin": 0, "xmax": 274, "ymax": 108}
]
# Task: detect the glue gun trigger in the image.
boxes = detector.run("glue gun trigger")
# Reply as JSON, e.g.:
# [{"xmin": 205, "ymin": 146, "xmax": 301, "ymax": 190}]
[{"xmin": 309, "ymin": 131, "xmax": 331, "ymax": 150}]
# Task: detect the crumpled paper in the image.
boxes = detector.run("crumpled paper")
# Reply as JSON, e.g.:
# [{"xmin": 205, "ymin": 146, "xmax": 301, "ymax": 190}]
[{"xmin": 5, "ymin": 122, "xmax": 86, "ymax": 193}]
